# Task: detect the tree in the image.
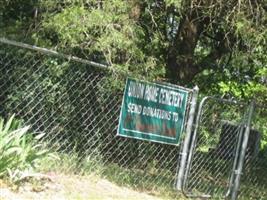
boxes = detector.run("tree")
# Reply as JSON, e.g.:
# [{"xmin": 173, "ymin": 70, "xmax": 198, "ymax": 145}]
[{"xmin": 0, "ymin": 0, "xmax": 266, "ymax": 103}]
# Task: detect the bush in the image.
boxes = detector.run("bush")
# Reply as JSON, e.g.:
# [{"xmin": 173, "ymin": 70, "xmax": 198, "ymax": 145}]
[{"xmin": 0, "ymin": 114, "xmax": 54, "ymax": 182}]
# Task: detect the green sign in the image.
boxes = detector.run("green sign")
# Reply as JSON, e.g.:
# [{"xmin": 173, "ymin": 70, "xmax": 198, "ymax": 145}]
[{"xmin": 117, "ymin": 78, "xmax": 189, "ymax": 145}]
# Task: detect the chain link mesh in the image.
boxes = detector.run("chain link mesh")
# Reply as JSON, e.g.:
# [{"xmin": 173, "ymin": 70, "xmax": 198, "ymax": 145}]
[
  {"xmin": 1, "ymin": 40, "xmax": 266, "ymax": 199},
  {"xmin": 184, "ymin": 98, "xmax": 248, "ymax": 198},
  {"xmin": 238, "ymin": 105, "xmax": 267, "ymax": 199},
  {"xmin": 0, "ymin": 41, "xmax": 194, "ymax": 198},
  {"xmin": 183, "ymin": 97, "xmax": 267, "ymax": 199}
]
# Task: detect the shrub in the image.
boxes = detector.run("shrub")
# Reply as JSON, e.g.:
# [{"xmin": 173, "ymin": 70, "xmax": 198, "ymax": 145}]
[{"xmin": 0, "ymin": 114, "xmax": 53, "ymax": 182}]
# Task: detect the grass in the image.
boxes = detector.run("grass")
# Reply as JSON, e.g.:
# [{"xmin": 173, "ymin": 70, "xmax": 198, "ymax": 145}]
[
  {"xmin": 37, "ymin": 151, "xmax": 267, "ymax": 200},
  {"xmin": 37, "ymin": 152, "xmax": 184, "ymax": 199},
  {"xmin": 102, "ymin": 163, "xmax": 182, "ymax": 199},
  {"xmin": 2, "ymin": 145, "xmax": 266, "ymax": 200},
  {"xmin": 0, "ymin": 114, "xmax": 265, "ymax": 199}
]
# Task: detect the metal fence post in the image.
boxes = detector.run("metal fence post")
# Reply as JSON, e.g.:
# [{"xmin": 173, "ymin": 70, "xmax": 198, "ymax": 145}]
[
  {"xmin": 182, "ymin": 96, "xmax": 209, "ymax": 195},
  {"xmin": 176, "ymin": 86, "xmax": 199, "ymax": 190},
  {"xmin": 231, "ymin": 101, "xmax": 255, "ymax": 200}
]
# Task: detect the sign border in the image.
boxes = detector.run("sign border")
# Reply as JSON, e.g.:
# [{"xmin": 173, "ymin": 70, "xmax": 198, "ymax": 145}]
[{"xmin": 117, "ymin": 77, "xmax": 190, "ymax": 145}]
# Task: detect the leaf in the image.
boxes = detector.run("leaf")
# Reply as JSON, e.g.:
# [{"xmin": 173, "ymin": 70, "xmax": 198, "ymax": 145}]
[
  {"xmin": 0, "ymin": 115, "xmax": 53, "ymax": 181},
  {"xmin": 3, "ymin": 114, "xmax": 15, "ymax": 135},
  {"xmin": 34, "ymin": 132, "xmax": 46, "ymax": 140}
]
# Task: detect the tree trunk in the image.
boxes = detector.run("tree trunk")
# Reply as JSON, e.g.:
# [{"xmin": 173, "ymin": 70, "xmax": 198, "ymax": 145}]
[{"xmin": 167, "ymin": 11, "xmax": 205, "ymax": 84}]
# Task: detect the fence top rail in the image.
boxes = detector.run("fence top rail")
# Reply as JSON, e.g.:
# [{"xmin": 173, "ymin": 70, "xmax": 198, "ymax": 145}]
[
  {"xmin": 0, "ymin": 38, "xmax": 196, "ymax": 92},
  {"xmin": 0, "ymin": 37, "xmax": 109, "ymax": 70}
]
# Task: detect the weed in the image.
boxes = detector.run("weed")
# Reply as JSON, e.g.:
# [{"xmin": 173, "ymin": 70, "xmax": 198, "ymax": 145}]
[{"xmin": 0, "ymin": 114, "xmax": 55, "ymax": 183}]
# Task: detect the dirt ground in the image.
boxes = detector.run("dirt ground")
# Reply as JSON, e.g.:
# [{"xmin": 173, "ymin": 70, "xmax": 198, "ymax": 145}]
[{"xmin": 0, "ymin": 173, "xmax": 163, "ymax": 200}]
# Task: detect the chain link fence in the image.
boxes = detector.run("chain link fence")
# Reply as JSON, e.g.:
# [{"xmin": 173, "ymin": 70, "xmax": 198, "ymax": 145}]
[
  {"xmin": 182, "ymin": 97, "xmax": 267, "ymax": 199},
  {"xmin": 239, "ymin": 105, "xmax": 267, "ymax": 199},
  {"xmin": 0, "ymin": 39, "xmax": 194, "ymax": 198},
  {"xmin": 183, "ymin": 97, "xmax": 248, "ymax": 198},
  {"xmin": 0, "ymin": 38, "xmax": 266, "ymax": 199}
]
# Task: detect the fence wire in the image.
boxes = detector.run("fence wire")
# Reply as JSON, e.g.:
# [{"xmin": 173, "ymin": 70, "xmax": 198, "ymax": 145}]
[
  {"xmin": 0, "ymin": 40, "xmax": 266, "ymax": 199},
  {"xmin": 184, "ymin": 98, "xmax": 248, "ymax": 198},
  {"xmin": 183, "ymin": 97, "xmax": 267, "ymax": 199},
  {"xmin": 0, "ymin": 40, "xmax": 193, "ymax": 198},
  {"xmin": 239, "ymin": 105, "xmax": 267, "ymax": 199}
]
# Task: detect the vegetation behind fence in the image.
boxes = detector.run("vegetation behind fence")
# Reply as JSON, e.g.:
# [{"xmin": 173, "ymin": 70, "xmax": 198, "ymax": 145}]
[
  {"xmin": 0, "ymin": 39, "xmax": 266, "ymax": 199},
  {"xmin": 0, "ymin": 40, "xmax": 189, "ymax": 198}
]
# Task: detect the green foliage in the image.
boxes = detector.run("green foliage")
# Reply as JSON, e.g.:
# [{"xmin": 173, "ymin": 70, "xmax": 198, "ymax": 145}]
[
  {"xmin": 36, "ymin": 0, "xmax": 164, "ymax": 80},
  {"xmin": 165, "ymin": 0, "xmax": 183, "ymax": 8},
  {"xmin": 0, "ymin": 114, "xmax": 54, "ymax": 182},
  {"xmin": 1, "ymin": 0, "xmax": 266, "ymax": 97},
  {"xmin": 194, "ymin": 47, "xmax": 266, "ymax": 105}
]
